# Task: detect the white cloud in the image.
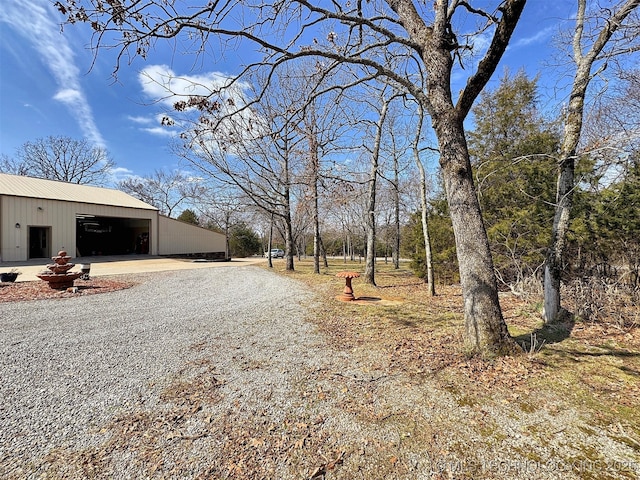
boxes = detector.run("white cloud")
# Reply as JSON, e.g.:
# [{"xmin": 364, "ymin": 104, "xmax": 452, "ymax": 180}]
[
  {"xmin": 0, "ymin": 0, "xmax": 106, "ymax": 149},
  {"xmin": 127, "ymin": 115, "xmax": 154, "ymax": 125},
  {"xmin": 110, "ymin": 166, "xmax": 135, "ymax": 175},
  {"xmin": 141, "ymin": 127, "xmax": 176, "ymax": 137},
  {"xmin": 138, "ymin": 65, "xmax": 240, "ymax": 108},
  {"xmin": 53, "ymin": 88, "xmax": 83, "ymax": 104},
  {"xmin": 125, "ymin": 112, "xmax": 181, "ymax": 137},
  {"xmin": 108, "ymin": 166, "xmax": 135, "ymax": 183},
  {"xmin": 135, "ymin": 64, "xmax": 254, "ymax": 143},
  {"xmin": 512, "ymin": 26, "xmax": 556, "ymax": 48}
]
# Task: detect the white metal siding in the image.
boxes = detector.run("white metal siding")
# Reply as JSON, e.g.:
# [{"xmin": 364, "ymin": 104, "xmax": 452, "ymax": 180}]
[
  {"xmin": 158, "ymin": 216, "xmax": 226, "ymax": 256},
  {"xmin": 1, "ymin": 195, "xmax": 158, "ymax": 262}
]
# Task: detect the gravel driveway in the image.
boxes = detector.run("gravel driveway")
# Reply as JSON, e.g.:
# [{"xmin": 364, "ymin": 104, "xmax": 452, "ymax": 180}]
[{"xmin": 0, "ymin": 267, "xmax": 334, "ymax": 478}]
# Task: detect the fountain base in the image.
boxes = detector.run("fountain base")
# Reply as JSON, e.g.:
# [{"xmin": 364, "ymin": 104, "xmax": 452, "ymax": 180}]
[
  {"xmin": 36, "ymin": 250, "xmax": 83, "ymax": 290},
  {"xmin": 36, "ymin": 272, "xmax": 83, "ymax": 290}
]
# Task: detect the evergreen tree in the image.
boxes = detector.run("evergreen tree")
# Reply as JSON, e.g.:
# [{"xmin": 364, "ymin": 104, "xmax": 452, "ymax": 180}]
[
  {"xmin": 402, "ymin": 196, "xmax": 459, "ymax": 285},
  {"xmin": 228, "ymin": 223, "xmax": 262, "ymax": 258},
  {"xmin": 468, "ymin": 71, "xmax": 560, "ymax": 289},
  {"xmin": 571, "ymin": 156, "xmax": 640, "ymax": 286},
  {"xmin": 177, "ymin": 209, "xmax": 199, "ymax": 225}
]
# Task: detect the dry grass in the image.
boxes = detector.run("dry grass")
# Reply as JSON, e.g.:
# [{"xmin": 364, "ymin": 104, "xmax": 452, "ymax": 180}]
[{"xmin": 270, "ymin": 258, "xmax": 640, "ymax": 450}]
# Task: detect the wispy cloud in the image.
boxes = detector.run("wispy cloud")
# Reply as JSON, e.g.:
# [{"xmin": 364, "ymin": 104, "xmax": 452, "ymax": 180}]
[
  {"xmin": 141, "ymin": 127, "xmax": 176, "ymax": 137},
  {"xmin": 109, "ymin": 166, "xmax": 135, "ymax": 183},
  {"xmin": 0, "ymin": 0, "xmax": 105, "ymax": 149},
  {"xmin": 512, "ymin": 26, "xmax": 556, "ymax": 48},
  {"xmin": 125, "ymin": 112, "xmax": 180, "ymax": 137},
  {"xmin": 126, "ymin": 115, "xmax": 154, "ymax": 125},
  {"xmin": 22, "ymin": 102, "xmax": 48, "ymax": 121}
]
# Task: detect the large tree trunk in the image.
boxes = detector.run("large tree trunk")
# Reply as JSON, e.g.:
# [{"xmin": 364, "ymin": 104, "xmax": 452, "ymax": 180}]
[
  {"xmin": 420, "ymin": 0, "xmax": 520, "ymax": 355},
  {"xmin": 385, "ymin": 0, "xmax": 526, "ymax": 355},
  {"xmin": 436, "ymin": 113, "xmax": 517, "ymax": 355}
]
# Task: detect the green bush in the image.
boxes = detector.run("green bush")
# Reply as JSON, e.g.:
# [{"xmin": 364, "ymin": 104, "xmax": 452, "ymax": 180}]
[{"xmin": 229, "ymin": 223, "xmax": 261, "ymax": 258}]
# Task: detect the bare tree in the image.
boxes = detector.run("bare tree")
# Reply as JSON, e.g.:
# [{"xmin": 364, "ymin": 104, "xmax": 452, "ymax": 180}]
[
  {"xmin": 361, "ymin": 89, "xmax": 398, "ymax": 285},
  {"xmin": 543, "ymin": 0, "xmax": 640, "ymax": 323},
  {"xmin": 1, "ymin": 136, "xmax": 114, "ymax": 185},
  {"xmin": 582, "ymin": 68, "xmax": 640, "ymax": 179},
  {"xmin": 58, "ymin": 0, "xmax": 526, "ymax": 356},
  {"xmin": 412, "ymin": 102, "xmax": 437, "ymax": 296},
  {"xmin": 178, "ymin": 71, "xmax": 306, "ymax": 271},
  {"xmin": 199, "ymin": 189, "xmax": 250, "ymax": 261},
  {"xmin": 302, "ymin": 108, "xmax": 323, "ymax": 273},
  {"xmin": 291, "ymin": 65, "xmax": 351, "ymax": 274},
  {"xmin": 117, "ymin": 169, "xmax": 206, "ymax": 217},
  {"xmin": 0, "ymin": 154, "xmax": 27, "ymax": 176},
  {"xmin": 390, "ymin": 140, "xmax": 402, "ymax": 270},
  {"xmin": 324, "ymin": 178, "xmax": 363, "ymax": 262},
  {"xmin": 377, "ymin": 99, "xmax": 414, "ymax": 270}
]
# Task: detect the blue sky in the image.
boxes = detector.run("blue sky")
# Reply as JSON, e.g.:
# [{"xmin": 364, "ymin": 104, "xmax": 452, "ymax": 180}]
[{"xmin": 0, "ymin": 0, "xmax": 574, "ymax": 183}]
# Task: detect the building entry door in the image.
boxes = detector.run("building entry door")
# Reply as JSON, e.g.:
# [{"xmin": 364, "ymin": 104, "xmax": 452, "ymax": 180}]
[{"xmin": 29, "ymin": 226, "xmax": 51, "ymax": 259}]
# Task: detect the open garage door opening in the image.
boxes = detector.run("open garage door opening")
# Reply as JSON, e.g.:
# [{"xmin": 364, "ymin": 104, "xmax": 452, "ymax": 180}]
[{"xmin": 76, "ymin": 215, "xmax": 150, "ymax": 256}]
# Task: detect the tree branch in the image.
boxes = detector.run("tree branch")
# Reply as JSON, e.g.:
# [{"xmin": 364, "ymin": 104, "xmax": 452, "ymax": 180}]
[{"xmin": 456, "ymin": 0, "xmax": 526, "ymax": 120}]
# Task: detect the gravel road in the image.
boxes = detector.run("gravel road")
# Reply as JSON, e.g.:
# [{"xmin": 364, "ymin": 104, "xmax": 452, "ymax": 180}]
[{"xmin": 0, "ymin": 267, "xmax": 328, "ymax": 478}]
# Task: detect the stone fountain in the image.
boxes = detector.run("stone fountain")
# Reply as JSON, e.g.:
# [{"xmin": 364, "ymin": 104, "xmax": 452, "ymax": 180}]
[{"xmin": 37, "ymin": 250, "xmax": 82, "ymax": 290}]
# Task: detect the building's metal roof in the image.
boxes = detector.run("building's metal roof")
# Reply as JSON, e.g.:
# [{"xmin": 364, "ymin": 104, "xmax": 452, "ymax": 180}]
[{"xmin": 0, "ymin": 173, "xmax": 158, "ymax": 211}]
